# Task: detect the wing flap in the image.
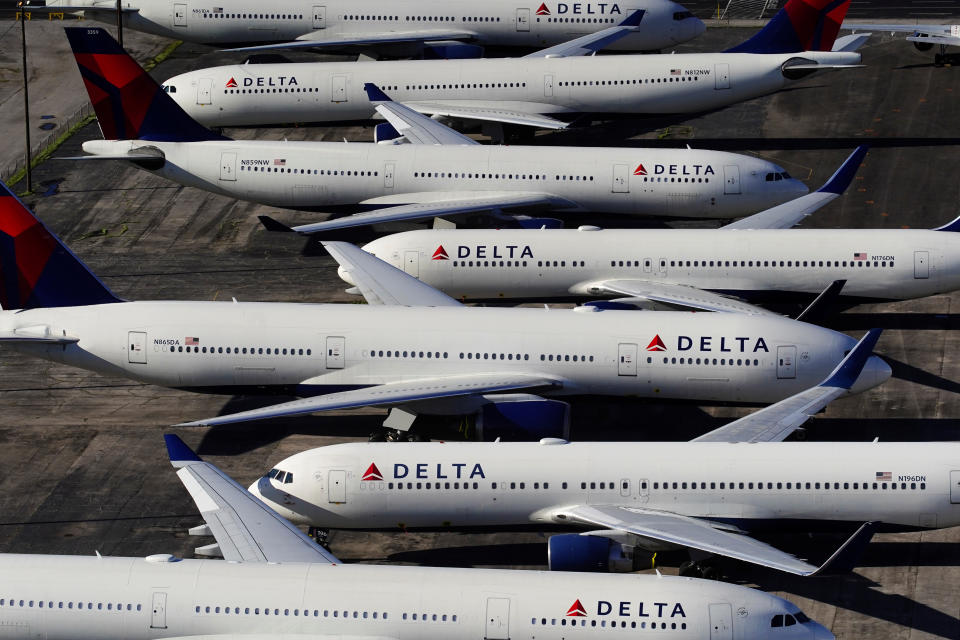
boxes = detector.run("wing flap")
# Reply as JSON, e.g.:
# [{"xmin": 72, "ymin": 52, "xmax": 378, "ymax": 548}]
[
  {"xmin": 176, "ymin": 373, "xmax": 562, "ymax": 427},
  {"xmin": 165, "ymin": 435, "xmax": 339, "ymax": 564},
  {"xmin": 590, "ymin": 279, "xmax": 778, "ymax": 315},
  {"xmin": 225, "ymin": 30, "xmax": 478, "ymax": 53},
  {"xmin": 524, "ymin": 9, "xmax": 645, "ymax": 58},
  {"xmin": 323, "ymin": 240, "xmax": 462, "ymax": 306},
  {"xmin": 406, "ymin": 103, "xmax": 570, "ymax": 129}
]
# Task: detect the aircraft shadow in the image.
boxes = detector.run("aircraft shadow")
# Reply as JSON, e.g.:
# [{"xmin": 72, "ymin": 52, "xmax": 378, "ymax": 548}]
[
  {"xmin": 883, "ymin": 356, "xmax": 960, "ymax": 396},
  {"xmin": 825, "ymin": 313, "xmax": 960, "ymax": 331},
  {"xmin": 383, "ymin": 542, "xmax": 548, "ymax": 567}
]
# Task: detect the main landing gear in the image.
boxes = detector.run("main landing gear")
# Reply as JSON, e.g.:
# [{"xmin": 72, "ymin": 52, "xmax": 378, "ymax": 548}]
[
  {"xmin": 678, "ymin": 559, "xmax": 723, "ymax": 580},
  {"xmin": 368, "ymin": 428, "xmax": 427, "ymax": 442}
]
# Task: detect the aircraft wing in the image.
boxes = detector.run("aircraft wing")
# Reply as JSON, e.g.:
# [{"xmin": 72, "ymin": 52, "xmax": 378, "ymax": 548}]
[
  {"xmin": 258, "ymin": 192, "xmax": 574, "ymax": 233},
  {"xmin": 365, "ymin": 84, "xmax": 478, "ymax": 145},
  {"xmin": 587, "ymin": 279, "xmax": 778, "ymax": 315},
  {"xmin": 176, "ymin": 373, "xmax": 562, "ymax": 427},
  {"xmin": 165, "ymin": 434, "xmax": 339, "ymax": 564},
  {"xmin": 404, "ymin": 102, "xmax": 570, "ymax": 130},
  {"xmin": 523, "ymin": 10, "xmax": 645, "ymax": 58},
  {"xmin": 693, "ymin": 329, "xmax": 882, "ymax": 443},
  {"xmin": 323, "ymin": 240, "xmax": 462, "ymax": 306},
  {"xmin": 844, "ymin": 22, "xmax": 959, "ymax": 45},
  {"xmin": 723, "ymin": 146, "xmax": 868, "ymax": 230},
  {"xmin": 557, "ymin": 504, "xmax": 876, "ymax": 576},
  {"xmin": 225, "ymin": 30, "xmax": 479, "ymax": 53}
]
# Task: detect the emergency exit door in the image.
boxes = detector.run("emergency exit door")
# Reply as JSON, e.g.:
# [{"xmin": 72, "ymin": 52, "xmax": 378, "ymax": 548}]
[
  {"xmin": 150, "ymin": 592, "xmax": 168, "ymax": 629},
  {"xmin": 914, "ymin": 251, "xmax": 929, "ymax": 279},
  {"xmin": 313, "ymin": 5, "xmax": 326, "ymax": 29},
  {"xmin": 128, "ymin": 331, "xmax": 147, "ymax": 364},
  {"xmin": 618, "ymin": 343, "xmax": 638, "ymax": 376},
  {"xmin": 708, "ymin": 603, "xmax": 732, "ymax": 640},
  {"xmin": 723, "ymin": 165, "xmax": 740, "ymax": 194},
  {"xmin": 326, "ymin": 336, "xmax": 345, "ymax": 368},
  {"xmin": 485, "ymin": 598, "xmax": 511, "ymax": 639},
  {"xmin": 174, "ymin": 3, "xmax": 187, "ymax": 26},
  {"xmin": 219, "ymin": 152, "xmax": 236, "ymax": 181},
  {"xmin": 612, "ymin": 164, "xmax": 629, "ymax": 193},
  {"xmin": 383, "ymin": 162, "xmax": 395, "ymax": 189},
  {"xmin": 328, "ymin": 470, "xmax": 346, "ymax": 503},
  {"xmin": 544, "ymin": 73, "xmax": 554, "ymax": 97},
  {"xmin": 516, "ymin": 8, "xmax": 530, "ymax": 31},
  {"xmin": 331, "ymin": 75, "xmax": 347, "ymax": 102},
  {"xmin": 777, "ymin": 345, "xmax": 796, "ymax": 379}
]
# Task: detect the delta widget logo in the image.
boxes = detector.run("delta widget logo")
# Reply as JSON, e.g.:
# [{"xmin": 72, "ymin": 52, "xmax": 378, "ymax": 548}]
[
  {"xmin": 633, "ymin": 164, "xmax": 647, "ymax": 176},
  {"xmin": 432, "ymin": 245, "xmax": 449, "ymax": 260},
  {"xmin": 536, "ymin": 2, "xmax": 551, "ymax": 14},
  {"xmin": 225, "ymin": 77, "xmax": 238, "ymax": 88},
  {"xmin": 646, "ymin": 335, "xmax": 667, "ymax": 352},
  {"xmin": 362, "ymin": 463, "xmax": 384, "ymax": 481},
  {"xmin": 566, "ymin": 600, "xmax": 588, "ymax": 617}
]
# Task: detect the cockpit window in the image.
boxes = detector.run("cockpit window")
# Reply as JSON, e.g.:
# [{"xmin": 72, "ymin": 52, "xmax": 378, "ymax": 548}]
[
  {"xmin": 784, "ymin": 615, "xmax": 796, "ymax": 626},
  {"xmin": 161, "ymin": 85, "xmax": 177, "ymax": 93},
  {"xmin": 284, "ymin": 472, "xmax": 294, "ymax": 484},
  {"xmin": 771, "ymin": 614, "xmax": 784, "ymax": 627},
  {"xmin": 673, "ymin": 10, "xmax": 695, "ymax": 19},
  {"xmin": 764, "ymin": 171, "xmax": 792, "ymax": 182}
]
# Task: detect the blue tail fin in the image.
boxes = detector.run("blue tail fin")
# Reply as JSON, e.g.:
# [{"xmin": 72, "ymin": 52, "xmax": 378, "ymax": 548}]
[
  {"xmin": 726, "ymin": 0, "xmax": 851, "ymax": 54},
  {"xmin": 934, "ymin": 214, "xmax": 960, "ymax": 232},
  {"xmin": 65, "ymin": 27, "xmax": 224, "ymax": 142},
  {"xmin": 0, "ymin": 183, "xmax": 121, "ymax": 310}
]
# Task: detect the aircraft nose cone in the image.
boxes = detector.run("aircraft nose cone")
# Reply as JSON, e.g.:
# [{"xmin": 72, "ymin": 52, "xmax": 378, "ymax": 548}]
[
  {"xmin": 849, "ymin": 354, "xmax": 892, "ymax": 394},
  {"xmin": 808, "ymin": 620, "xmax": 835, "ymax": 640},
  {"xmin": 247, "ymin": 477, "xmax": 267, "ymax": 501},
  {"xmin": 690, "ymin": 16, "xmax": 706, "ymax": 39}
]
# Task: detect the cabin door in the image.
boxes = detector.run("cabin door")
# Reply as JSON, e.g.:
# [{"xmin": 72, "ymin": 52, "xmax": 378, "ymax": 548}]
[
  {"xmin": 516, "ymin": 8, "xmax": 530, "ymax": 31},
  {"xmin": 714, "ymin": 63, "xmax": 730, "ymax": 89},
  {"xmin": 708, "ymin": 603, "xmax": 732, "ymax": 640},
  {"xmin": 313, "ymin": 5, "xmax": 326, "ymax": 29},
  {"xmin": 219, "ymin": 152, "xmax": 237, "ymax": 181},
  {"xmin": 328, "ymin": 470, "xmax": 346, "ymax": 503},
  {"xmin": 723, "ymin": 165, "xmax": 740, "ymax": 194},
  {"xmin": 951, "ymin": 470, "xmax": 960, "ymax": 503},
  {"xmin": 383, "ymin": 162, "xmax": 395, "ymax": 189},
  {"xmin": 174, "ymin": 3, "xmax": 187, "ymax": 26},
  {"xmin": 914, "ymin": 251, "xmax": 929, "ymax": 279},
  {"xmin": 331, "ymin": 75, "xmax": 348, "ymax": 102},
  {"xmin": 128, "ymin": 331, "xmax": 147, "ymax": 364},
  {"xmin": 404, "ymin": 251, "xmax": 420, "ymax": 277},
  {"xmin": 612, "ymin": 164, "xmax": 629, "ymax": 193},
  {"xmin": 485, "ymin": 597, "xmax": 511, "ymax": 639},
  {"xmin": 544, "ymin": 74, "xmax": 554, "ymax": 97},
  {"xmin": 326, "ymin": 336, "xmax": 345, "ymax": 369},
  {"xmin": 618, "ymin": 343, "xmax": 637, "ymax": 376},
  {"xmin": 197, "ymin": 78, "xmax": 212, "ymax": 105},
  {"xmin": 776, "ymin": 345, "xmax": 796, "ymax": 379},
  {"xmin": 150, "ymin": 592, "xmax": 168, "ymax": 629}
]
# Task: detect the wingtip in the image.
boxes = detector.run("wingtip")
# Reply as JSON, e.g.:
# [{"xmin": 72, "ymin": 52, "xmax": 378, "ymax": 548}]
[
  {"xmin": 619, "ymin": 8, "xmax": 645, "ymax": 26},
  {"xmin": 164, "ymin": 434, "xmax": 202, "ymax": 464},
  {"xmin": 821, "ymin": 328, "xmax": 883, "ymax": 390},
  {"xmin": 363, "ymin": 82, "xmax": 392, "ymax": 103},
  {"xmin": 817, "ymin": 145, "xmax": 869, "ymax": 195},
  {"xmin": 258, "ymin": 215, "xmax": 295, "ymax": 232}
]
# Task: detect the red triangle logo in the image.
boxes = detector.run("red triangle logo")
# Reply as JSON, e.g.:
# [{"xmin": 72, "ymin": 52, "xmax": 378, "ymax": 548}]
[
  {"xmin": 566, "ymin": 599, "xmax": 587, "ymax": 617},
  {"xmin": 432, "ymin": 245, "xmax": 449, "ymax": 260},
  {"xmin": 535, "ymin": 2, "xmax": 551, "ymax": 14},
  {"xmin": 226, "ymin": 77, "xmax": 238, "ymax": 88},
  {"xmin": 362, "ymin": 462, "xmax": 383, "ymax": 481},
  {"xmin": 633, "ymin": 164, "xmax": 647, "ymax": 176},
  {"xmin": 646, "ymin": 335, "xmax": 667, "ymax": 351}
]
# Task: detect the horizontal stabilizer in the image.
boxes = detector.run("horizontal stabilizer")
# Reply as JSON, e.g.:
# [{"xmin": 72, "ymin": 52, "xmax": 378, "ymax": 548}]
[
  {"xmin": 164, "ymin": 434, "xmax": 339, "ymax": 564},
  {"xmin": 693, "ymin": 329, "xmax": 882, "ymax": 442},
  {"xmin": 322, "ymin": 240, "xmax": 462, "ymax": 307},
  {"xmin": 524, "ymin": 9, "xmax": 645, "ymax": 58},
  {"xmin": 0, "ymin": 329, "xmax": 79, "ymax": 344},
  {"xmin": 724, "ymin": 146, "xmax": 866, "ymax": 230},
  {"xmin": 176, "ymin": 373, "xmax": 561, "ymax": 427},
  {"xmin": 224, "ymin": 30, "xmax": 478, "ymax": 53},
  {"xmin": 832, "ymin": 33, "xmax": 871, "ymax": 51}
]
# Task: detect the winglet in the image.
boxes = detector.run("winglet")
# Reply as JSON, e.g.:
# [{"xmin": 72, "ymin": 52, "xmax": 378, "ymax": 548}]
[
  {"xmin": 618, "ymin": 8, "xmax": 645, "ymax": 27},
  {"xmin": 810, "ymin": 522, "xmax": 878, "ymax": 575},
  {"xmin": 818, "ymin": 146, "xmax": 868, "ymax": 194},
  {"xmin": 794, "ymin": 279, "xmax": 846, "ymax": 322},
  {"xmin": 820, "ymin": 329, "xmax": 882, "ymax": 389},
  {"xmin": 258, "ymin": 215, "xmax": 296, "ymax": 233},
  {"xmin": 933, "ymin": 213, "xmax": 960, "ymax": 232},
  {"xmin": 363, "ymin": 83, "xmax": 393, "ymax": 103},
  {"xmin": 165, "ymin": 434, "xmax": 202, "ymax": 468}
]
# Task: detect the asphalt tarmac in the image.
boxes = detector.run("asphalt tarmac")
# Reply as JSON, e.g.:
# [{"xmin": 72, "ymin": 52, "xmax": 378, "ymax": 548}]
[{"xmin": 0, "ymin": 10, "xmax": 959, "ymax": 640}]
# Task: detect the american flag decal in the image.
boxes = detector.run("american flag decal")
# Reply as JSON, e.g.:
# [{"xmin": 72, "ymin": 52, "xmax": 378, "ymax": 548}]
[
  {"xmin": 854, "ymin": 252, "xmax": 867, "ymax": 261},
  {"xmin": 185, "ymin": 337, "xmax": 199, "ymax": 346},
  {"xmin": 670, "ymin": 68, "xmax": 681, "ymax": 76},
  {"xmin": 876, "ymin": 471, "xmax": 892, "ymax": 482},
  {"xmin": 274, "ymin": 159, "xmax": 286, "ymax": 166}
]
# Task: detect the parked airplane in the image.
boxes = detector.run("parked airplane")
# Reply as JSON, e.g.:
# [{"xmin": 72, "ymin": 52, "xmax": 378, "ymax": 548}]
[
  {"xmin": 34, "ymin": 0, "xmax": 705, "ymax": 54},
  {"xmin": 160, "ymin": 0, "xmax": 865, "ymax": 132},
  {"xmin": 845, "ymin": 22, "xmax": 959, "ymax": 65},
  {"xmin": 66, "ymin": 29, "xmax": 807, "ymax": 231},
  {"xmin": 342, "ymin": 148, "xmax": 960, "ymax": 313},
  {"xmin": 250, "ymin": 332, "xmax": 908, "ymax": 579},
  {"xmin": 0, "ymin": 184, "xmax": 889, "ymax": 436}
]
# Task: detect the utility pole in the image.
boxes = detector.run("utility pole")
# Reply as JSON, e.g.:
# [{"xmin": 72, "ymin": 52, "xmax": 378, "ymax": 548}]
[
  {"xmin": 116, "ymin": 0, "xmax": 123, "ymax": 47},
  {"xmin": 19, "ymin": 1, "xmax": 32, "ymax": 193}
]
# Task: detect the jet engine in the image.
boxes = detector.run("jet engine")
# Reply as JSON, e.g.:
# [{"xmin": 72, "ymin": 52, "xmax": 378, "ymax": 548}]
[
  {"xmin": 547, "ymin": 533, "xmax": 638, "ymax": 573},
  {"xmin": 424, "ymin": 42, "xmax": 485, "ymax": 59},
  {"xmin": 914, "ymin": 39, "xmax": 934, "ymax": 51},
  {"xmin": 780, "ymin": 57, "xmax": 818, "ymax": 80}
]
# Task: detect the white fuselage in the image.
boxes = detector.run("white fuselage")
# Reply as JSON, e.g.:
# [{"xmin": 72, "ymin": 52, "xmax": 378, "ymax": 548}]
[
  {"xmin": 360, "ymin": 227, "xmax": 960, "ymax": 302},
  {"xmin": 82, "ymin": 140, "xmax": 806, "ymax": 217},
  {"xmin": 163, "ymin": 50, "xmax": 860, "ymax": 127},
  {"xmin": 0, "ymin": 554, "xmax": 832, "ymax": 640},
  {"xmin": 0, "ymin": 302, "xmax": 887, "ymax": 405},
  {"xmin": 52, "ymin": 0, "xmax": 704, "ymax": 49},
  {"xmin": 251, "ymin": 441, "xmax": 960, "ymax": 533}
]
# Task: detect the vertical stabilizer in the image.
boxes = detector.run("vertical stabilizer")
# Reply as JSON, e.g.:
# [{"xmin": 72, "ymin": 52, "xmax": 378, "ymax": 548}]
[
  {"xmin": 0, "ymin": 183, "xmax": 121, "ymax": 310},
  {"xmin": 725, "ymin": 0, "xmax": 851, "ymax": 54}
]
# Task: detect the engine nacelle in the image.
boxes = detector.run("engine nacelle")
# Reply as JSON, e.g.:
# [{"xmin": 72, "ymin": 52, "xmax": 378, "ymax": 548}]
[
  {"xmin": 780, "ymin": 56, "xmax": 818, "ymax": 80},
  {"xmin": 548, "ymin": 534, "xmax": 636, "ymax": 573},
  {"xmin": 914, "ymin": 39, "xmax": 934, "ymax": 52},
  {"xmin": 424, "ymin": 41, "xmax": 485, "ymax": 59},
  {"xmin": 475, "ymin": 395, "xmax": 570, "ymax": 441}
]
